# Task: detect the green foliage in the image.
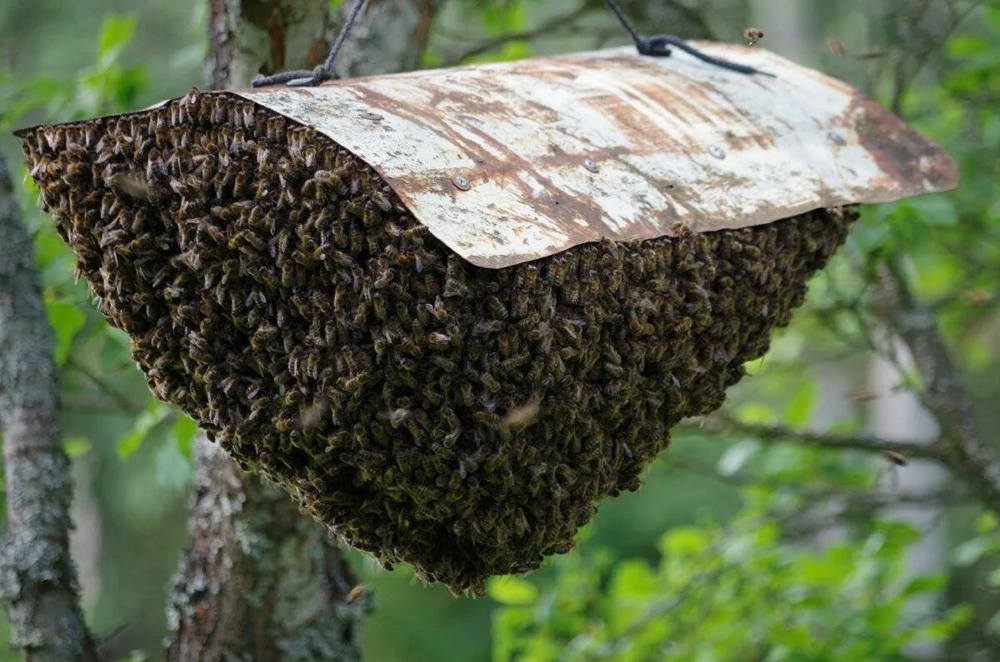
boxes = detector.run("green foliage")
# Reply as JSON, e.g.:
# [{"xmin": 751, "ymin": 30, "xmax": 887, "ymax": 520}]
[
  {"xmin": 117, "ymin": 400, "xmax": 170, "ymax": 460},
  {"xmin": 45, "ymin": 296, "xmax": 86, "ymax": 365},
  {"xmin": 0, "ymin": 15, "xmax": 146, "ymax": 129},
  {"xmin": 486, "ymin": 8, "xmax": 1000, "ymax": 659},
  {"xmin": 954, "ymin": 513, "xmax": 1000, "ymax": 637},
  {"xmin": 490, "ymin": 491, "xmax": 972, "ymax": 662},
  {"xmin": 2, "ymin": 12, "xmax": 196, "ymax": 473}
]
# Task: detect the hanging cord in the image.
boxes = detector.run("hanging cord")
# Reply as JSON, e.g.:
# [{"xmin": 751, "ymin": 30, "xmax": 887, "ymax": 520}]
[
  {"xmin": 602, "ymin": 0, "xmax": 774, "ymax": 77},
  {"xmin": 252, "ymin": 0, "xmax": 368, "ymax": 88}
]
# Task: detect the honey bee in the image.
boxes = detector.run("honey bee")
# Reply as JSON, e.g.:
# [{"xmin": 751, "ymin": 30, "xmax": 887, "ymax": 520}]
[
  {"xmin": 107, "ymin": 172, "xmax": 151, "ymax": 202},
  {"xmin": 883, "ymin": 451, "xmax": 908, "ymax": 467},
  {"xmin": 743, "ymin": 27, "xmax": 764, "ymax": 46},
  {"xmin": 300, "ymin": 399, "xmax": 327, "ymax": 432},
  {"xmin": 826, "ymin": 36, "xmax": 846, "ymax": 56},
  {"xmin": 500, "ymin": 401, "xmax": 540, "ymax": 432},
  {"xmin": 345, "ymin": 584, "xmax": 367, "ymax": 604}
]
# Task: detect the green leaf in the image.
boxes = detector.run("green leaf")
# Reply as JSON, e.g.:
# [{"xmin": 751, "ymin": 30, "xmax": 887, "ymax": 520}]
[
  {"xmin": 155, "ymin": 438, "xmax": 191, "ymax": 490},
  {"xmin": 988, "ymin": 610, "xmax": 1000, "ymax": 637},
  {"xmin": 480, "ymin": 2, "xmax": 525, "ymax": 34},
  {"xmin": 734, "ymin": 403, "xmax": 777, "ymax": 425},
  {"xmin": 974, "ymin": 512, "xmax": 998, "ymax": 534},
  {"xmin": 946, "ymin": 34, "xmax": 992, "ymax": 57},
  {"xmin": 46, "ymin": 299, "xmax": 86, "ymax": 365},
  {"xmin": 34, "ymin": 224, "xmax": 73, "ymax": 273},
  {"xmin": 716, "ymin": 439, "xmax": 760, "ymax": 476},
  {"xmin": 489, "ymin": 576, "xmax": 539, "ymax": 606},
  {"xmin": 63, "ymin": 437, "xmax": 91, "ymax": 459},
  {"xmin": 660, "ymin": 526, "xmax": 709, "ymax": 556},
  {"xmin": 609, "ymin": 559, "xmax": 655, "ymax": 598},
  {"xmin": 97, "ymin": 15, "xmax": 137, "ymax": 63},
  {"xmin": 783, "ymin": 378, "xmax": 814, "ymax": 427},
  {"xmin": 915, "ymin": 603, "xmax": 974, "ymax": 641},
  {"xmin": 172, "ymin": 416, "xmax": 198, "ymax": 459},
  {"xmin": 118, "ymin": 401, "xmax": 170, "ymax": 460},
  {"xmin": 953, "ymin": 537, "xmax": 988, "ymax": 566},
  {"xmin": 901, "ymin": 574, "xmax": 945, "ymax": 597},
  {"xmin": 908, "ymin": 194, "xmax": 958, "ymax": 227}
]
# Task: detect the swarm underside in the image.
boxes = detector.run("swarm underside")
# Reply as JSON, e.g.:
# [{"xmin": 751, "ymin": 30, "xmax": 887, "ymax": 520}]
[{"xmin": 22, "ymin": 93, "xmax": 854, "ymax": 593}]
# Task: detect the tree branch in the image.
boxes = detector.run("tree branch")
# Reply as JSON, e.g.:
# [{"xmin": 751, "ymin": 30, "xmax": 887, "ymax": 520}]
[
  {"xmin": 64, "ymin": 354, "xmax": 146, "ymax": 414},
  {"xmin": 664, "ymin": 456, "xmax": 971, "ymax": 506},
  {"xmin": 885, "ymin": 0, "xmax": 983, "ymax": 114},
  {"xmin": 857, "ymin": 0, "xmax": 1000, "ymax": 516},
  {"xmin": 877, "ymin": 257, "xmax": 1000, "ymax": 515},
  {"xmin": 0, "ymin": 156, "xmax": 97, "ymax": 659},
  {"xmin": 438, "ymin": 0, "xmax": 715, "ymax": 68},
  {"xmin": 441, "ymin": 4, "xmax": 600, "ymax": 66},
  {"xmin": 697, "ymin": 416, "xmax": 950, "ymax": 462}
]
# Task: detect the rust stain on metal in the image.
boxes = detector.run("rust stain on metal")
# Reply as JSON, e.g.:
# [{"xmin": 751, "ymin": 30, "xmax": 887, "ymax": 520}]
[{"xmin": 16, "ymin": 43, "xmax": 958, "ymax": 269}]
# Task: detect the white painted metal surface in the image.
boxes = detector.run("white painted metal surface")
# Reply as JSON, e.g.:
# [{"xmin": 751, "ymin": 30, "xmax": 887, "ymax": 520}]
[{"xmin": 235, "ymin": 43, "xmax": 957, "ymax": 268}]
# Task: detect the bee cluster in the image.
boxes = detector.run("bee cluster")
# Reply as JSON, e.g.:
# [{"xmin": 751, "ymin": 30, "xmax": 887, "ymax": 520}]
[{"xmin": 21, "ymin": 91, "xmax": 855, "ymax": 593}]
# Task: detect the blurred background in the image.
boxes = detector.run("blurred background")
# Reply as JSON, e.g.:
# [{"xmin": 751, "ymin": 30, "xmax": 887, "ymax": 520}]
[{"xmin": 1, "ymin": 0, "xmax": 999, "ymax": 660}]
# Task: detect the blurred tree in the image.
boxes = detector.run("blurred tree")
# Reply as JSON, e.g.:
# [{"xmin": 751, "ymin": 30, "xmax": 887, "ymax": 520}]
[{"xmin": 0, "ymin": 146, "xmax": 98, "ymax": 662}]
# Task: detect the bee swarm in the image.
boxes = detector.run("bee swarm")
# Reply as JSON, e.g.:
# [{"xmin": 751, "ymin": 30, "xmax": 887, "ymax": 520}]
[{"xmin": 22, "ymin": 92, "xmax": 855, "ymax": 594}]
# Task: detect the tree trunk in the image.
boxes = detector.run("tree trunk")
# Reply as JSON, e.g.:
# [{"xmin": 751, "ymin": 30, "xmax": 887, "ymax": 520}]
[
  {"xmin": 166, "ymin": 437, "xmax": 367, "ymax": 661},
  {"xmin": 166, "ymin": 1, "xmax": 441, "ymax": 659},
  {"xmin": 0, "ymin": 156, "xmax": 98, "ymax": 660}
]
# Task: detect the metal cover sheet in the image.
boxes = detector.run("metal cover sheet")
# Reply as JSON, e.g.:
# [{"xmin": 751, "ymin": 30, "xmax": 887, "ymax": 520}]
[{"xmin": 236, "ymin": 44, "xmax": 956, "ymax": 268}]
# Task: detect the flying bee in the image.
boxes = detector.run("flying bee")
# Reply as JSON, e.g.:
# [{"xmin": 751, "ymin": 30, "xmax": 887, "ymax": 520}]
[
  {"xmin": 826, "ymin": 36, "xmax": 846, "ymax": 56},
  {"xmin": 107, "ymin": 172, "xmax": 151, "ymax": 202},
  {"xmin": 345, "ymin": 584, "xmax": 367, "ymax": 604},
  {"xmin": 849, "ymin": 389, "xmax": 877, "ymax": 403},
  {"xmin": 743, "ymin": 27, "xmax": 763, "ymax": 46},
  {"xmin": 500, "ymin": 401, "xmax": 540, "ymax": 432},
  {"xmin": 883, "ymin": 451, "xmax": 908, "ymax": 467}
]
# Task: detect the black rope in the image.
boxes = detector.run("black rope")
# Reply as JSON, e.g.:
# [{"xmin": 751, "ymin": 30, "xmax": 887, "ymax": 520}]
[
  {"xmin": 602, "ymin": 0, "xmax": 775, "ymax": 77},
  {"xmin": 252, "ymin": 0, "xmax": 367, "ymax": 88}
]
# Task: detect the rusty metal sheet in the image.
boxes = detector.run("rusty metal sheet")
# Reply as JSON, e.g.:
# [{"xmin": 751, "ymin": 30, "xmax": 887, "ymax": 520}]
[
  {"xmin": 232, "ymin": 43, "xmax": 956, "ymax": 267},
  {"xmin": 17, "ymin": 43, "xmax": 958, "ymax": 269}
]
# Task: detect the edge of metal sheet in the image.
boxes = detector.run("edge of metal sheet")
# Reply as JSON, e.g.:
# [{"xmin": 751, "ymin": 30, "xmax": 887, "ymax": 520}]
[{"xmin": 16, "ymin": 43, "xmax": 958, "ymax": 269}]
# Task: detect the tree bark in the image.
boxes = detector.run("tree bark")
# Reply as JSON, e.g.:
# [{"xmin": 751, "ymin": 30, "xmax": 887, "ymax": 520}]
[
  {"xmin": 0, "ymin": 157, "xmax": 98, "ymax": 659},
  {"xmin": 167, "ymin": 1, "xmax": 441, "ymax": 660},
  {"xmin": 166, "ymin": 437, "xmax": 367, "ymax": 661}
]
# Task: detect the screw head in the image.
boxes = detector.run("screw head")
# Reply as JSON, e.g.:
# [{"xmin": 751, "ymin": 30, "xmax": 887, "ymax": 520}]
[
  {"xmin": 583, "ymin": 157, "xmax": 599, "ymax": 173},
  {"xmin": 709, "ymin": 146, "xmax": 726, "ymax": 160},
  {"xmin": 451, "ymin": 175, "xmax": 471, "ymax": 191},
  {"xmin": 828, "ymin": 131, "xmax": 846, "ymax": 146}
]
